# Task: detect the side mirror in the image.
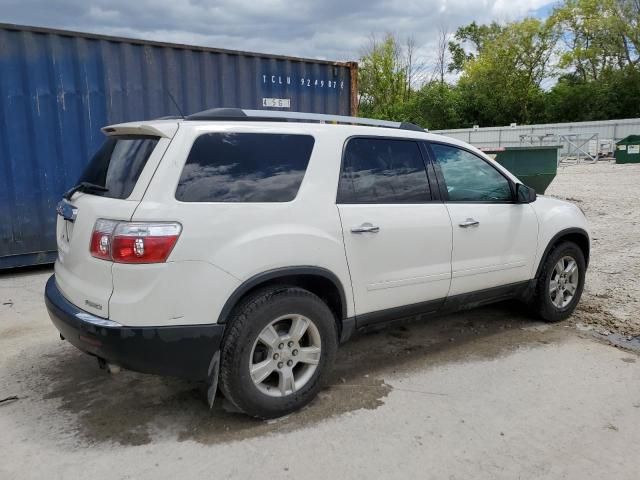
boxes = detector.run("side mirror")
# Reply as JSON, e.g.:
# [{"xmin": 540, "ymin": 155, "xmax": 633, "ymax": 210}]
[{"xmin": 516, "ymin": 183, "xmax": 537, "ymax": 204}]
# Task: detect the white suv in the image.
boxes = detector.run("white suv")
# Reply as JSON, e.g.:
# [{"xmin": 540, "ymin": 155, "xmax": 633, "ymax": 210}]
[{"xmin": 45, "ymin": 108, "xmax": 589, "ymax": 418}]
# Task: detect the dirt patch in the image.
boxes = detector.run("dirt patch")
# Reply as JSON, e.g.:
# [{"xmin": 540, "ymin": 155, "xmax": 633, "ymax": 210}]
[{"xmin": 572, "ymin": 298, "xmax": 631, "ymax": 334}]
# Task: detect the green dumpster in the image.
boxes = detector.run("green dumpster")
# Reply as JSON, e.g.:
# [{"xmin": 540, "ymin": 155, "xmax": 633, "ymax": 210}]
[
  {"xmin": 481, "ymin": 146, "xmax": 560, "ymax": 194},
  {"xmin": 615, "ymin": 135, "xmax": 640, "ymax": 164}
]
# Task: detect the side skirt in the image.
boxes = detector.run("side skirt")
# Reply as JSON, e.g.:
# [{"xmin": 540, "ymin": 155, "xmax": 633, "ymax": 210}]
[{"xmin": 351, "ymin": 280, "xmax": 535, "ymax": 335}]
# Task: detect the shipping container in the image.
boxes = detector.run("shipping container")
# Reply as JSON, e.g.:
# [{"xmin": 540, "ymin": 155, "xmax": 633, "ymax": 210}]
[{"xmin": 0, "ymin": 24, "xmax": 358, "ymax": 268}]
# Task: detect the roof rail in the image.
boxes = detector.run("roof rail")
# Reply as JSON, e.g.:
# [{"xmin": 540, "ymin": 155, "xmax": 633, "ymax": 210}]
[{"xmin": 185, "ymin": 108, "xmax": 427, "ymax": 132}]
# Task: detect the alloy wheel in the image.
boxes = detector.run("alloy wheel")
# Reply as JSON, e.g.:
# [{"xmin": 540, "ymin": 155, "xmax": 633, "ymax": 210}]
[
  {"xmin": 549, "ymin": 255, "xmax": 579, "ymax": 309},
  {"xmin": 249, "ymin": 314, "xmax": 322, "ymax": 397}
]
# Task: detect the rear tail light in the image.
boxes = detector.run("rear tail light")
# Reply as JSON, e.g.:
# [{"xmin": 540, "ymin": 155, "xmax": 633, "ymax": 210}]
[
  {"xmin": 89, "ymin": 219, "xmax": 118, "ymax": 260},
  {"xmin": 90, "ymin": 220, "xmax": 181, "ymax": 264}
]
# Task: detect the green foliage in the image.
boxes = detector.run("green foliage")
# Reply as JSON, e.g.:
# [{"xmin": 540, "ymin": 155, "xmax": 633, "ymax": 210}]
[
  {"xmin": 400, "ymin": 82, "xmax": 461, "ymax": 130},
  {"xmin": 448, "ymin": 21, "xmax": 505, "ymax": 72},
  {"xmin": 552, "ymin": 0, "xmax": 640, "ymax": 80},
  {"xmin": 543, "ymin": 74, "xmax": 608, "ymax": 122},
  {"xmin": 357, "ymin": 34, "xmax": 409, "ymax": 120},
  {"xmin": 456, "ymin": 17, "xmax": 556, "ymax": 126},
  {"xmin": 358, "ymin": 0, "xmax": 640, "ymax": 128},
  {"xmin": 545, "ymin": 68, "xmax": 640, "ymax": 121}
]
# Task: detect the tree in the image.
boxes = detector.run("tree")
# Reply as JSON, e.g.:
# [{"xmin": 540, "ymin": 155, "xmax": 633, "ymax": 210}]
[
  {"xmin": 402, "ymin": 81, "xmax": 461, "ymax": 129},
  {"xmin": 544, "ymin": 0, "xmax": 640, "ymax": 120},
  {"xmin": 544, "ymin": 73, "xmax": 609, "ymax": 121},
  {"xmin": 456, "ymin": 17, "xmax": 558, "ymax": 126},
  {"xmin": 433, "ymin": 27, "xmax": 450, "ymax": 84},
  {"xmin": 357, "ymin": 0, "xmax": 640, "ymax": 128},
  {"xmin": 448, "ymin": 21, "xmax": 505, "ymax": 72},
  {"xmin": 357, "ymin": 34, "xmax": 411, "ymax": 119},
  {"xmin": 551, "ymin": 0, "xmax": 640, "ymax": 80},
  {"xmin": 544, "ymin": 67, "xmax": 640, "ymax": 122},
  {"xmin": 612, "ymin": 0, "xmax": 640, "ymax": 67}
]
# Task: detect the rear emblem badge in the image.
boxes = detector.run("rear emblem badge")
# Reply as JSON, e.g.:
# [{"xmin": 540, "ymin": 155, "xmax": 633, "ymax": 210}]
[
  {"xmin": 85, "ymin": 300, "xmax": 103, "ymax": 310},
  {"xmin": 56, "ymin": 200, "xmax": 78, "ymax": 222}
]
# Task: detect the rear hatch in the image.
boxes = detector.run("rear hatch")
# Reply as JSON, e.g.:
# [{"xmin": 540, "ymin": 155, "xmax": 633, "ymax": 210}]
[{"xmin": 55, "ymin": 122, "xmax": 177, "ymax": 318}]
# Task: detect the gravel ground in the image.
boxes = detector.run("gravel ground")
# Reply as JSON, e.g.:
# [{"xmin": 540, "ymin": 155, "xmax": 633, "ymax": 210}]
[{"xmin": 545, "ymin": 161, "xmax": 640, "ymax": 336}]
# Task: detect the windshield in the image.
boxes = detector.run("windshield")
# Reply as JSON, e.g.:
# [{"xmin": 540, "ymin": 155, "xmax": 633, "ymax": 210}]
[{"xmin": 77, "ymin": 135, "xmax": 159, "ymax": 199}]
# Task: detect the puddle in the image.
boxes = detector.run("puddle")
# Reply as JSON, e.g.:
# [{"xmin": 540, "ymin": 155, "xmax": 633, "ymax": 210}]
[
  {"xmin": 574, "ymin": 321, "xmax": 640, "ymax": 353},
  {"xmin": 603, "ymin": 333, "xmax": 640, "ymax": 352},
  {"xmin": 31, "ymin": 346, "xmax": 392, "ymax": 446},
  {"xmin": 9, "ymin": 301, "xmax": 571, "ymax": 446}
]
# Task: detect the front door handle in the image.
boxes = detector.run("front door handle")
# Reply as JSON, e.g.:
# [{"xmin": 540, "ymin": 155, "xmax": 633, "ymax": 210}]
[
  {"xmin": 459, "ymin": 218, "xmax": 480, "ymax": 228},
  {"xmin": 351, "ymin": 223, "xmax": 380, "ymax": 234}
]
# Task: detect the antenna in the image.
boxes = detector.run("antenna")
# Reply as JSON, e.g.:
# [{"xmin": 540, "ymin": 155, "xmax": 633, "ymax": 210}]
[{"xmin": 167, "ymin": 91, "xmax": 185, "ymax": 119}]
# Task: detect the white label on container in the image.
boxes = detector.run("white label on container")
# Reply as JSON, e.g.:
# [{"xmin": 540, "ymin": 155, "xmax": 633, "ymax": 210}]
[
  {"xmin": 618, "ymin": 145, "xmax": 627, "ymax": 150},
  {"xmin": 628, "ymin": 145, "xmax": 639, "ymax": 154},
  {"xmin": 262, "ymin": 98, "xmax": 290, "ymax": 108}
]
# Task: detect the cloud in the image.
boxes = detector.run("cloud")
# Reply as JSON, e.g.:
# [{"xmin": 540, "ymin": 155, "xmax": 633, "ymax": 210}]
[{"xmin": 1, "ymin": 0, "xmax": 556, "ymax": 62}]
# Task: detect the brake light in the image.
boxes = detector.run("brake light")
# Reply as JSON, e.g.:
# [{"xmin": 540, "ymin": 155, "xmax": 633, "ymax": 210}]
[
  {"xmin": 89, "ymin": 219, "xmax": 118, "ymax": 260},
  {"xmin": 90, "ymin": 220, "xmax": 181, "ymax": 264}
]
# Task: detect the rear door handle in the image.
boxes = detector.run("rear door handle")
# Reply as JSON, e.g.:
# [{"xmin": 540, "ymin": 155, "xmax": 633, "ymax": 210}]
[
  {"xmin": 459, "ymin": 218, "xmax": 480, "ymax": 228},
  {"xmin": 351, "ymin": 223, "xmax": 380, "ymax": 234}
]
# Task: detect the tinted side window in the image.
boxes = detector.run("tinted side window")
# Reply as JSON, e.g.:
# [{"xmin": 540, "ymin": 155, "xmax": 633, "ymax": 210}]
[
  {"xmin": 78, "ymin": 135, "xmax": 159, "ymax": 199},
  {"xmin": 337, "ymin": 138, "xmax": 430, "ymax": 204},
  {"xmin": 430, "ymin": 144, "xmax": 513, "ymax": 202},
  {"xmin": 176, "ymin": 133, "xmax": 314, "ymax": 202}
]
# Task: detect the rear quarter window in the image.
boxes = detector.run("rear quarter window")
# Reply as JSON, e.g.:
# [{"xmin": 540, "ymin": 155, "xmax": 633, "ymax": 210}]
[{"xmin": 175, "ymin": 133, "xmax": 315, "ymax": 202}]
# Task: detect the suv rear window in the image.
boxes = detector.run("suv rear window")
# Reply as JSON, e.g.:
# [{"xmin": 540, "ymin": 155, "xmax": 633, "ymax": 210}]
[
  {"xmin": 175, "ymin": 133, "xmax": 314, "ymax": 202},
  {"xmin": 78, "ymin": 135, "xmax": 159, "ymax": 199}
]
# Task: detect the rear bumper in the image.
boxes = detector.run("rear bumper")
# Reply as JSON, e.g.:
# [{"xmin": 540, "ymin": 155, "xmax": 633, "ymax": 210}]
[{"xmin": 44, "ymin": 275, "xmax": 224, "ymax": 381}]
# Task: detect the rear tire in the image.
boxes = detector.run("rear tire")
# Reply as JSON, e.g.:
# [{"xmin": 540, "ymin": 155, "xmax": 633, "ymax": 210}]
[
  {"xmin": 219, "ymin": 286, "xmax": 338, "ymax": 419},
  {"xmin": 531, "ymin": 241, "xmax": 586, "ymax": 322}
]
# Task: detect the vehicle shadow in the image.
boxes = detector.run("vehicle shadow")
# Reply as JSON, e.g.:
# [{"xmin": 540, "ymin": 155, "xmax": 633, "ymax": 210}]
[{"xmin": 31, "ymin": 301, "xmax": 564, "ymax": 446}]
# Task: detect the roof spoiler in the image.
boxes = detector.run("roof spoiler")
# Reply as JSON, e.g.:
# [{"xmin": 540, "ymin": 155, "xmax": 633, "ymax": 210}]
[{"xmin": 101, "ymin": 122, "xmax": 178, "ymax": 138}]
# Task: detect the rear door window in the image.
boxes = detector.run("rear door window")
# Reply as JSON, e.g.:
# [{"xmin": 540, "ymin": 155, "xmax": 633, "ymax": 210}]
[
  {"xmin": 78, "ymin": 135, "xmax": 159, "ymax": 199},
  {"xmin": 176, "ymin": 133, "xmax": 314, "ymax": 202},
  {"xmin": 337, "ymin": 137, "xmax": 431, "ymax": 203}
]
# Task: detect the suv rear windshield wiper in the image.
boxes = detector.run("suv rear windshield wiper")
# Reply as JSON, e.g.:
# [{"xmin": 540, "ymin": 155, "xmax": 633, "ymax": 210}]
[{"xmin": 63, "ymin": 181, "xmax": 109, "ymax": 200}]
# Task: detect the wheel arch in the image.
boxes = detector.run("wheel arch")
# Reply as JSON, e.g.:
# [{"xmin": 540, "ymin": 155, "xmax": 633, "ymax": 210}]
[
  {"xmin": 535, "ymin": 227, "xmax": 590, "ymax": 279},
  {"xmin": 217, "ymin": 266, "xmax": 349, "ymax": 332}
]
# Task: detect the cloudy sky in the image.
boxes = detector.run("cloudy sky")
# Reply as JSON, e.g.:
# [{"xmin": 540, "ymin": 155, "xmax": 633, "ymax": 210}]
[{"xmin": 1, "ymin": 0, "xmax": 557, "ymax": 63}]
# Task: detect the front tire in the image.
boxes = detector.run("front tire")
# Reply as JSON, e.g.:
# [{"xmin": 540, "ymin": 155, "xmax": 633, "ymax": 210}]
[
  {"xmin": 219, "ymin": 286, "xmax": 338, "ymax": 419},
  {"xmin": 532, "ymin": 241, "xmax": 586, "ymax": 322}
]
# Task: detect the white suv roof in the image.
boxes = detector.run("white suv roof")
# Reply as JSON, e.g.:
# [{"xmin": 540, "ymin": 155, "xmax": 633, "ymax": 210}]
[{"xmin": 102, "ymin": 107, "xmax": 479, "ymax": 153}]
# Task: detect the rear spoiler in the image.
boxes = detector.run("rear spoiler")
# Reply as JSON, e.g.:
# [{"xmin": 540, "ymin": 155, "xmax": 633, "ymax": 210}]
[{"xmin": 101, "ymin": 121, "xmax": 178, "ymax": 139}]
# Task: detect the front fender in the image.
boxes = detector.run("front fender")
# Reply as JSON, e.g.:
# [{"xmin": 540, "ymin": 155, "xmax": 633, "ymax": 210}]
[{"xmin": 531, "ymin": 196, "xmax": 590, "ymax": 277}]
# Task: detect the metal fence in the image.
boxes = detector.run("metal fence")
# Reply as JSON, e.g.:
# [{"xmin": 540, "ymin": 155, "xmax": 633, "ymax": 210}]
[{"xmin": 433, "ymin": 118, "xmax": 640, "ymax": 162}]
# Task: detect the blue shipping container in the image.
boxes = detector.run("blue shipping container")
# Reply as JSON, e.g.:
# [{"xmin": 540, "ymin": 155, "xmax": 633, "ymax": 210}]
[{"xmin": 0, "ymin": 23, "xmax": 357, "ymax": 268}]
